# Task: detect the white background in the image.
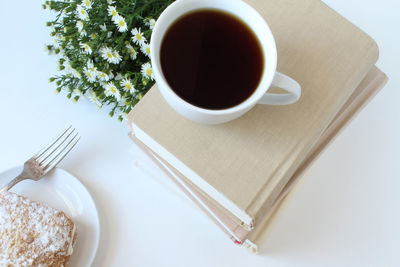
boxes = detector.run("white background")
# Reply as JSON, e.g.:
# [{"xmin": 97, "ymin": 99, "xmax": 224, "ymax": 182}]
[{"xmin": 0, "ymin": 0, "xmax": 399, "ymax": 266}]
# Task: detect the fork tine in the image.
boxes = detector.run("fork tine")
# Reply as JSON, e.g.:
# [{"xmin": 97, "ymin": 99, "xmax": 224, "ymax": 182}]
[
  {"xmin": 0, "ymin": 126, "xmax": 80, "ymax": 192},
  {"xmin": 37, "ymin": 127, "xmax": 75, "ymax": 165},
  {"xmin": 34, "ymin": 125, "xmax": 72, "ymax": 160},
  {"xmin": 40, "ymin": 131, "xmax": 78, "ymax": 168},
  {"xmin": 42, "ymin": 134, "xmax": 80, "ymax": 174}
]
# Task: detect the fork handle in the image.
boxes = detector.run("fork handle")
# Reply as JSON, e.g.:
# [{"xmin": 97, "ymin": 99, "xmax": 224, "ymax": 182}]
[{"xmin": 0, "ymin": 174, "xmax": 27, "ymax": 193}]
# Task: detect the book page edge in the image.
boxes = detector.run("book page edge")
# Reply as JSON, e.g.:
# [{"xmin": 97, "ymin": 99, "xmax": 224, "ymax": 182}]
[{"xmin": 131, "ymin": 122, "xmax": 254, "ymax": 228}]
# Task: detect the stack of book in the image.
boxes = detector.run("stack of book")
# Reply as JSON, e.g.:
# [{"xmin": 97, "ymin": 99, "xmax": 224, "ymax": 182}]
[{"xmin": 127, "ymin": 0, "xmax": 387, "ymax": 253}]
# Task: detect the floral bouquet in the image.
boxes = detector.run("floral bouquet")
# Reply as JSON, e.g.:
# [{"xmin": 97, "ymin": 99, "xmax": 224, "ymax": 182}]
[{"xmin": 44, "ymin": 0, "xmax": 173, "ymax": 121}]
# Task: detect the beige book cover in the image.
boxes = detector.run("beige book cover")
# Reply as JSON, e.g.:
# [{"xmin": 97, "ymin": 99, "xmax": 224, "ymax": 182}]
[
  {"xmin": 245, "ymin": 66, "xmax": 387, "ymax": 252},
  {"xmin": 129, "ymin": 66, "xmax": 387, "ymax": 252},
  {"xmin": 129, "ymin": 0, "xmax": 379, "ymax": 229}
]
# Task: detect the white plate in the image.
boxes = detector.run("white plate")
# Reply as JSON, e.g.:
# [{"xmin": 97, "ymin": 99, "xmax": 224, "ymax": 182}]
[{"xmin": 0, "ymin": 166, "xmax": 100, "ymax": 267}]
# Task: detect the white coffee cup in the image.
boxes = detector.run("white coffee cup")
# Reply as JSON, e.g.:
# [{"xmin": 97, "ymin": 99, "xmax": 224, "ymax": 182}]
[{"xmin": 150, "ymin": 0, "xmax": 301, "ymax": 124}]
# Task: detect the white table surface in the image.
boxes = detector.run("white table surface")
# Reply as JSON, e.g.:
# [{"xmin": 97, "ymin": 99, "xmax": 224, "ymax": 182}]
[{"xmin": 1, "ymin": 0, "xmax": 399, "ymax": 266}]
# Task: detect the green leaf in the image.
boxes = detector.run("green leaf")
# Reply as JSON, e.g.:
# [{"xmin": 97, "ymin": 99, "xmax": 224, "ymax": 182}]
[{"xmin": 45, "ymin": 0, "xmax": 174, "ymax": 120}]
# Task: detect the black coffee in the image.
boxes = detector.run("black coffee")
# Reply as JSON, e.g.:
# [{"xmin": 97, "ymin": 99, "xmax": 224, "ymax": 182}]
[{"xmin": 160, "ymin": 9, "xmax": 264, "ymax": 110}]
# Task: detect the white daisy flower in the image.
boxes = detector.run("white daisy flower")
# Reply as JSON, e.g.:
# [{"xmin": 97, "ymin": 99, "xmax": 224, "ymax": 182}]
[
  {"xmin": 119, "ymin": 96, "xmax": 128, "ymax": 106},
  {"xmin": 140, "ymin": 43, "xmax": 150, "ymax": 58},
  {"xmin": 85, "ymin": 60, "xmax": 98, "ymax": 80},
  {"xmin": 104, "ymin": 82, "xmax": 121, "ymax": 101},
  {"xmin": 115, "ymin": 73, "xmax": 123, "ymax": 80},
  {"xmin": 53, "ymin": 38, "xmax": 60, "ymax": 49},
  {"xmin": 120, "ymin": 78, "xmax": 135, "ymax": 93},
  {"xmin": 87, "ymin": 60, "xmax": 94, "ymax": 68},
  {"xmin": 131, "ymin": 28, "xmax": 146, "ymax": 46},
  {"xmin": 73, "ymin": 88, "xmax": 84, "ymax": 97},
  {"xmin": 64, "ymin": 61, "xmax": 82, "ymax": 79},
  {"xmin": 53, "ymin": 35, "xmax": 64, "ymax": 49},
  {"xmin": 100, "ymin": 47, "xmax": 114, "ymax": 63},
  {"xmin": 145, "ymin": 18, "xmax": 156, "ymax": 30},
  {"xmin": 99, "ymin": 47, "xmax": 121, "ymax": 64},
  {"xmin": 71, "ymin": 68, "xmax": 82, "ymax": 79},
  {"xmin": 82, "ymin": 0, "xmax": 92, "ymax": 9},
  {"xmin": 112, "ymin": 51, "xmax": 122, "ymax": 64},
  {"xmin": 114, "ymin": 15, "xmax": 128, "ymax": 32},
  {"xmin": 99, "ymin": 81, "xmax": 108, "ymax": 89},
  {"xmin": 87, "ymin": 91, "xmax": 102, "ymax": 107},
  {"xmin": 80, "ymin": 29, "xmax": 87, "ymax": 37},
  {"xmin": 126, "ymin": 44, "xmax": 137, "ymax": 60},
  {"xmin": 97, "ymin": 71, "xmax": 110, "ymax": 82},
  {"xmin": 80, "ymin": 42, "xmax": 92, "ymax": 54},
  {"xmin": 100, "ymin": 23, "xmax": 107, "ymax": 32},
  {"xmin": 107, "ymin": 6, "xmax": 118, "ymax": 21},
  {"xmin": 84, "ymin": 67, "xmax": 96, "ymax": 82},
  {"xmin": 55, "ymin": 34, "xmax": 63, "ymax": 45},
  {"xmin": 76, "ymin": 5, "xmax": 89, "ymax": 21},
  {"xmin": 86, "ymin": 60, "xmax": 97, "ymax": 73},
  {"xmin": 141, "ymin": 62, "xmax": 154, "ymax": 80},
  {"xmin": 150, "ymin": 19, "xmax": 156, "ymax": 30},
  {"xmin": 76, "ymin": 23, "xmax": 86, "ymax": 36},
  {"xmin": 76, "ymin": 21, "xmax": 84, "ymax": 32}
]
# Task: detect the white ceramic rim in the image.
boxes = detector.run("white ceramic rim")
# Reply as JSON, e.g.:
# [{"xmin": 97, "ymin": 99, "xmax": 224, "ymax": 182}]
[
  {"xmin": 0, "ymin": 166, "xmax": 100, "ymax": 267},
  {"xmin": 150, "ymin": 0, "xmax": 277, "ymax": 115}
]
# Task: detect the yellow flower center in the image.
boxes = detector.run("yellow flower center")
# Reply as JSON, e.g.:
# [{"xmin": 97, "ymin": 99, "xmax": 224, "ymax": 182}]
[
  {"xmin": 146, "ymin": 69, "xmax": 152, "ymax": 76},
  {"xmin": 106, "ymin": 52, "xmax": 113, "ymax": 58},
  {"xmin": 87, "ymin": 72, "xmax": 92, "ymax": 78},
  {"xmin": 112, "ymin": 10, "xmax": 117, "ymax": 16},
  {"xmin": 126, "ymin": 83, "xmax": 132, "ymax": 89},
  {"xmin": 136, "ymin": 33, "xmax": 142, "ymax": 40},
  {"xmin": 119, "ymin": 20, "xmax": 125, "ymax": 27},
  {"xmin": 145, "ymin": 47, "xmax": 150, "ymax": 54},
  {"xmin": 81, "ymin": 10, "xmax": 85, "ymax": 15},
  {"xmin": 85, "ymin": 0, "xmax": 90, "ymax": 6},
  {"xmin": 91, "ymin": 33, "xmax": 96, "ymax": 39},
  {"xmin": 110, "ymin": 87, "xmax": 117, "ymax": 94}
]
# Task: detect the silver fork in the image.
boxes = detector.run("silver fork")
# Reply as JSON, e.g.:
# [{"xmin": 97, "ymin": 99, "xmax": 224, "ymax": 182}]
[{"xmin": 0, "ymin": 126, "xmax": 80, "ymax": 193}]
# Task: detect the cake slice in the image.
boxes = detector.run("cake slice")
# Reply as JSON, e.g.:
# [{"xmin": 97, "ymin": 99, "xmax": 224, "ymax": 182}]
[{"xmin": 0, "ymin": 191, "xmax": 77, "ymax": 266}]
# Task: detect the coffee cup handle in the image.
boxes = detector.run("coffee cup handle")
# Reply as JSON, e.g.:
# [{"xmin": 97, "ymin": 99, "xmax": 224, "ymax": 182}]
[{"xmin": 258, "ymin": 72, "xmax": 301, "ymax": 105}]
